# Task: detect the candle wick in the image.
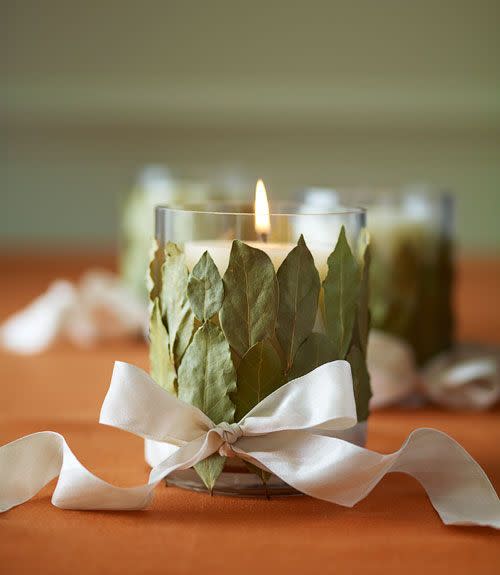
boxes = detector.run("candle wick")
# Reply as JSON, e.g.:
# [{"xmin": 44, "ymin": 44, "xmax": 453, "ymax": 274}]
[{"xmin": 260, "ymin": 233, "xmax": 268, "ymax": 244}]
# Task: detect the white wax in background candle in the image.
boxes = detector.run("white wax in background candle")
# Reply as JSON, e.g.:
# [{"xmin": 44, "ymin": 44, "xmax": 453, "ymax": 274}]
[
  {"xmin": 367, "ymin": 201, "xmax": 441, "ymax": 262},
  {"xmin": 297, "ymin": 188, "xmax": 443, "ymax": 266}
]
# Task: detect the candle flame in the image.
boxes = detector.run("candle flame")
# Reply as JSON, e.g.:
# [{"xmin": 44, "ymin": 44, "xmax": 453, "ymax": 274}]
[{"xmin": 254, "ymin": 179, "xmax": 271, "ymax": 236}]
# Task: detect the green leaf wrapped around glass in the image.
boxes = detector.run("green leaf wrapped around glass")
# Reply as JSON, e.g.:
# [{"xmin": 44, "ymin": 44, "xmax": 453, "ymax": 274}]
[{"xmin": 148, "ymin": 186, "xmax": 371, "ymax": 495}]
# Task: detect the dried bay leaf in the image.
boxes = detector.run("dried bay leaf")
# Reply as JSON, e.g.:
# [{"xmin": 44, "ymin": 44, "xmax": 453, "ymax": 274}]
[
  {"xmin": 194, "ymin": 456, "xmax": 227, "ymax": 493},
  {"xmin": 187, "ymin": 251, "xmax": 224, "ymax": 322},
  {"xmin": 177, "ymin": 322, "xmax": 236, "ymax": 490},
  {"xmin": 148, "ymin": 239, "xmax": 165, "ymax": 303},
  {"xmin": 244, "ymin": 461, "xmax": 272, "ymax": 489},
  {"xmin": 161, "ymin": 242, "xmax": 194, "ymax": 367},
  {"xmin": 374, "ymin": 241, "xmax": 419, "ymax": 343},
  {"xmin": 412, "ymin": 238, "xmax": 454, "ymax": 365},
  {"xmin": 276, "ymin": 235, "xmax": 320, "ymax": 372},
  {"xmin": 178, "ymin": 322, "xmax": 236, "ymax": 424},
  {"xmin": 220, "ymin": 240, "xmax": 278, "ymax": 358},
  {"xmin": 149, "ymin": 298, "xmax": 176, "ymax": 394},
  {"xmin": 234, "ymin": 340, "xmax": 283, "ymax": 421},
  {"xmin": 347, "ymin": 345, "xmax": 372, "ymax": 422},
  {"xmin": 234, "ymin": 340, "xmax": 281, "ymax": 486},
  {"xmin": 356, "ymin": 235, "xmax": 371, "ymax": 356},
  {"xmin": 323, "ymin": 226, "xmax": 361, "ymax": 359},
  {"xmin": 356, "ymin": 228, "xmax": 370, "ymax": 265},
  {"xmin": 288, "ymin": 332, "xmax": 336, "ymax": 381}
]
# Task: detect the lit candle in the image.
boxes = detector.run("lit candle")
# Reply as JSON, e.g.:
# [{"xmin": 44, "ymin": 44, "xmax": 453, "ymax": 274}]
[
  {"xmin": 254, "ymin": 178, "xmax": 271, "ymax": 241},
  {"xmin": 184, "ymin": 180, "xmax": 299, "ymax": 272}
]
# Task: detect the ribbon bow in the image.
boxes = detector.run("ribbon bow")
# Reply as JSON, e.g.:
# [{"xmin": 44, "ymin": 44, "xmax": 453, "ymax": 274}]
[{"xmin": 0, "ymin": 360, "xmax": 499, "ymax": 528}]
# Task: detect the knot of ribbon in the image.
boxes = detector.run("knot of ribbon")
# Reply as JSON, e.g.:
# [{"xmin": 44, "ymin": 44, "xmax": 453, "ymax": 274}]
[
  {"xmin": 0, "ymin": 360, "xmax": 498, "ymax": 528},
  {"xmin": 214, "ymin": 422, "xmax": 243, "ymax": 457}
]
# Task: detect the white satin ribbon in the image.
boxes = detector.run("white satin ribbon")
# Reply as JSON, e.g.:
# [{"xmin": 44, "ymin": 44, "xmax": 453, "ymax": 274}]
[
  {"xmin": 0, "ymin": 360, "xmax": 499, "ymax": 528},
  {"xmin": 368, "ymin": 331, "xmax": 500, "ymax": 410}
]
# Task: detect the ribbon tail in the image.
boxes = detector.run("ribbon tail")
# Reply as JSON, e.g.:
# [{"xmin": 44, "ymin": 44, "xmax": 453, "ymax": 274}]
[
  {"xmin": 0, "ymin": 431, "xmax": 217, "ymax": 512},
  {"xmin": 1, "ymin": 432, "xmax": 66, "ymax": 512},
  {"xmin": 235, "ymin": 428, "xmax": 500, "ymax": 528}
]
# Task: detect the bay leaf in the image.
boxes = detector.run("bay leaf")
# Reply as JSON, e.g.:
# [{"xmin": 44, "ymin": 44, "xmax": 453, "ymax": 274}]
[
  {"xmin": 372, "ymin": 241, "xmax": 419, "ymax": 342},
  {"xmin": 187, "ymin": 251, "xmax": 224, "ymax": 322},
  {"xmin": 244, "ymin": 461, "xmax": 272, "ymax": 489},
  {"xmin": 177, "ymin": 322, "xmax": 236, "ymax": 490},
  {"xmin": 412, "ymin": 237, "xmax": 454, "ymax": 365},
  {"xmin": 148, "ymin": 239, "xmax": 165, "ymax": 303},
  {"xmin": 356, "ymin": 228, "xmax": 370, "ymax": 265},
  {"xmin": 178, "ymin": 322, "xmax": 236, "ymax": 424},
  {"xmin": 161, "ymin": 242, "xmax": 194, "ymax": 367},
  {"xmin": 276, "ymin": 235, "xmax": 320, "ymax": 372},
  {"xmin": 288, "ymin": 332, "xmax": 336, "ymax": 381},
  {"xmin": 234, "ymin": 340, "xmax": 283, "ymax": 421},
  {"xmin": 346, "ymin": 344, "xmax": 372, "ymax": 422},
  {"xmin": 323, "ymin": 226, "xmax": 361, "ymax": 359},
  {"xmin": 219, "ymin": 240, "xmax": 278, "ymax": 358},
  {"xmin": 193, "ymin": 455, "xmax": 227, "ymax": 495},
  {"xmin": 149, "ymin": 298, "xmax": 177, "ymax": 394},
  {"xmin": 356, "ymin": 234, "xmax": 371, "ymax": 355}
]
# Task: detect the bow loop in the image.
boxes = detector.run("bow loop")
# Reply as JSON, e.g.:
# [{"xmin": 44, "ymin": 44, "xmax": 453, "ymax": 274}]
[
  {"xmin": 99, "ymin": 362, "xmax": 213, "ymax": 446},
  {"xmin": 239, "ymin": 361, "xmax": 358, "ymax": 436}
]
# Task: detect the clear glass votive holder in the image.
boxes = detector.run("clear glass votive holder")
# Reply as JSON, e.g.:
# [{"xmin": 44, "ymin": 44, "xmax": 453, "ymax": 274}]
[{"xmin": 147, "ymin": 200, "xmax": 369, "ymax": 497}]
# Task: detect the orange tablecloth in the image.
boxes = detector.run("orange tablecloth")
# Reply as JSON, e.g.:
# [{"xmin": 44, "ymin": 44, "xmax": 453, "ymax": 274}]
[{"xmin": 1, "ymin": 253, "xmax": 499, "ymax": 574}]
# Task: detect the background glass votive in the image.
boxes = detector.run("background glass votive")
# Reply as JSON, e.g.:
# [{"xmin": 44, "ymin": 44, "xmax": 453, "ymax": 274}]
[
  {"xmin": 148, "ymin": 200, "xmax": 368, "ymax": 497},
  {"xmin": 120, "ymin": 167, "xmax": 251, "ymax": 300},
  {"xmin": 301, "ymin": 186, "xmax": 454, "ymax": 366}
]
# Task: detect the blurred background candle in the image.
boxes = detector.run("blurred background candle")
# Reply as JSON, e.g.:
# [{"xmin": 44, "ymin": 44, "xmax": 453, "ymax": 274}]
[
  {"xmin": 368, "ymin": 189, "xmax": 453, "ymax": 366},
  {"xmin": 300, "ymin": 186, "xmax": 454, "ymax": 365},
  {"xmin": 120, "ymin": 167, "xmax": 249, "ymax": 299},
  {"xmin": 120, "ymin": 166, "xmax": 208, "ymax": 299}
]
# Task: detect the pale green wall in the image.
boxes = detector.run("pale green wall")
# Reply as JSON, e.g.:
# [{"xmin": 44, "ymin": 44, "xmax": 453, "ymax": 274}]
[{"xmin": 2, "ymin": 0, "xmax": 500, "ymax": 251}]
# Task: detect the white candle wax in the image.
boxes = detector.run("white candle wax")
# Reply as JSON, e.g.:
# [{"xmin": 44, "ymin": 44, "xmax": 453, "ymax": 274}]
[{"xmin": 184, "ymin": 240, "xmax": 331, "ymax": 278}]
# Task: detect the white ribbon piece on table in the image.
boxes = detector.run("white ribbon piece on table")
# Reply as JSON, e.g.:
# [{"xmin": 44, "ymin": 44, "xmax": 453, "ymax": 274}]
[
  {"xmin": 367, "ymin": 331, "xmax": 419, "ymax": 408},
  {"xmin": 0, "ymin": 271, "xmax": 147, "ymax": 354},
  {"xmin": 422, "ymin": 345, "xmax": 500, "ymax": 410},
  {"xmin": 368, "ymin": 331, "xmax": 500, "ymax": 410},
  {"xmin": 0, "ymin": 360, "xmax": 499, "ymax": 528}
]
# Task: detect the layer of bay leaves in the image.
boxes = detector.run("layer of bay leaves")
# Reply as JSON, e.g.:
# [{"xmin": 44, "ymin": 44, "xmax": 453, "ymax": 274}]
[
  {"xmin": 355, "ymin": 231, "xmax": 371, "ymax": 356},
  {"xmin": 220, "ymin": 240, "xmax": 278, "ymax": 358},
  {"xmin": 161, "ymin": 242, "xmax": 195, "ymax": 369},
  {"xmin": 288, "ymin": 332, "xmax": 336, "ymax": 381},
  {"xmin": 276, "ymin": 235, "xmax": 320, "ymax": 373},
  {"xmin": 177, "ymin": 321, "xmax": 236, "ymax": 490},
  {"xmin": 233, "ymin": 340, "xmax": 283, "ymax": 485},
  {"xmin": 148, "ymin": 239, "xmax": 165, "ymax": 303},
  {"xmin": 149, "ymin": 298, "xmax": 176, "ymax": 394},
  {"xmin": 347, "ymin": 345, "xmax": 371, "ymax": 422},
  {"xmin": 370, "ymin": 236, "xmax": 453, "ymax": 365},
  {"xmin": 323, "ymin": 226, "xmax": 361, "ymax": 360},
  {"xmin": 409, "ymin": 238, "xmax": 454, "ymax": 365},
  {"xmin": 234, "ymin": 340, "xmax": 283, "ymax": 421},
  {"xmin": 187, "ymin": 251, "xmax": 224, "ymax": 322}
]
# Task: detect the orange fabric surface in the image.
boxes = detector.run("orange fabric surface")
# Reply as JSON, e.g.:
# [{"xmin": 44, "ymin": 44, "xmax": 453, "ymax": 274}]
[{"xmin": 0, "ymin": 253, "xmax": 499, "ymax": 575}]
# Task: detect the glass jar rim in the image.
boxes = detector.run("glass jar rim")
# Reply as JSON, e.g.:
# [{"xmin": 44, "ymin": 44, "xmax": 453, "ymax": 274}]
[{"xmin": 155, "ymin": 200, "xmax": 366, "ymax": 218}]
